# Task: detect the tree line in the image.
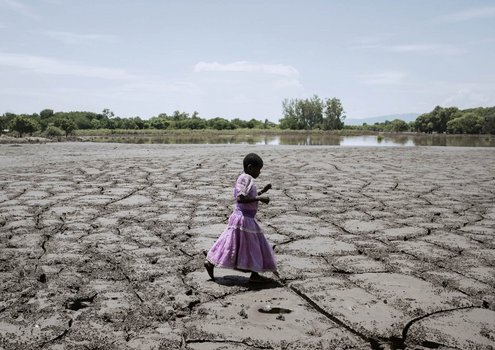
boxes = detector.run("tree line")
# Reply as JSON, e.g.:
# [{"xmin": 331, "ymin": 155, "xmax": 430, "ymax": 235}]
[
  {"xmin": 0, "ymin": 109, "xmax": 278, "ymax": 138},
  {"xmin": 1, "ymin": 99, "xmax": 494, "ymax": 138},
  {"xmin": 346, "ymin": 106, "xmax": 495, "ymax": 134},
  {"xmin": 413, "ymin": 106, "xmax": 495, "ymax": 134}
]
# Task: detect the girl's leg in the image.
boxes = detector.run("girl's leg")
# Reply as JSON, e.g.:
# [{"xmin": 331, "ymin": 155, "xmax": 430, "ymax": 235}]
[
  {"xmin": 204, "ymin": 260, "xmax": 214, "ymax": 279},
  {"xmin": 203, "ymin": 250, "xmax": 215, "ymax": 279}
]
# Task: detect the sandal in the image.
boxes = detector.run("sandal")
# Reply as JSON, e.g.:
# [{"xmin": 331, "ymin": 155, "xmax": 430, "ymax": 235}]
[{"xmin": 249, "ymin": 274, "xmax": 271, "ymax": 283}]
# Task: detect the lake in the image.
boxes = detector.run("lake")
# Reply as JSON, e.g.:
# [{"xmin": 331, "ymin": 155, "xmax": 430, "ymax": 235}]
[{"xmin": 83, "ymin": 133, "xmax": 495, "ymax": 147}]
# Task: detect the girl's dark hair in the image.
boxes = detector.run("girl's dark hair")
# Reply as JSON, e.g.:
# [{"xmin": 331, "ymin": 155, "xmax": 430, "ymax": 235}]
[{"xmin": 243, "ymin": 153, "xmax": 263, "ymax": 171}]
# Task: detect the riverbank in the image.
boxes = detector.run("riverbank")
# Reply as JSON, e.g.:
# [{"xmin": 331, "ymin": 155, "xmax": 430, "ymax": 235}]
[
  {"xmin": 2, "ymin": 130, "xmax": 495, "ymax": 147},
  {"xmin": 0, "ymin": 143, "xmax": 494, "ymax": 349}
]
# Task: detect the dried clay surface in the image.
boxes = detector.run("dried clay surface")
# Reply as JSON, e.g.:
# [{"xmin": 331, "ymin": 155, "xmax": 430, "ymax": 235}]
[{"xmin": 0, "ymin": 142, "xmax": 494, "ymax": 350}]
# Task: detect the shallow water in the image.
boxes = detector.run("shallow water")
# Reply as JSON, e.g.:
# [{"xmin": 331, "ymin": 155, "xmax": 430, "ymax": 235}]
[{"xmin": 85, "ymin": 133, "xmax": 495, "ymax": 147}]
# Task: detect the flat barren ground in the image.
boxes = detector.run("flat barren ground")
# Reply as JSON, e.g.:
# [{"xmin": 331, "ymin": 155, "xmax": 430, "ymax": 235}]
[{"xmin": 0, "ymin": 143, "xmax": 494, "ymax": 350}]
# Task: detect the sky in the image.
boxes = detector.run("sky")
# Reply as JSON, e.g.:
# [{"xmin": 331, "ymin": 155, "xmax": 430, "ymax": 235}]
[{"xmin": 1, "ymin": 0, "xmax": 494, "ymax": 122}]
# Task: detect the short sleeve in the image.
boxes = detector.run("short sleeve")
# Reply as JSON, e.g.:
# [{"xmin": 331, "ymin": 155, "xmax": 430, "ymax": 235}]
[{"xmin": 235, "ymin": 173, "xmax": 255, "ymax": 197}]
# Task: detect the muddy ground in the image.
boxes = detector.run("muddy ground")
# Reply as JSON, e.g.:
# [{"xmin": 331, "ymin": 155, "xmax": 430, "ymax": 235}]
[{"xmin": 0, "ymin": 143, "xmax": 494, "ymax": 350}]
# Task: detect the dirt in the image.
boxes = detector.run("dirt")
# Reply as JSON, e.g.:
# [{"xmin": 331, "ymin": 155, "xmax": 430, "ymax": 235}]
[{"xmin": 0, "ymin": 142, "xmax": 494, "ymax": 350}]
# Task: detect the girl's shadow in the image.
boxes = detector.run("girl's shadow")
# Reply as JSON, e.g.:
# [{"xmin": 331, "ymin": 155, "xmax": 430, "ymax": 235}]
[{"xmin": 212, "ymin": 275, "xmax": 282, "ymax": 290}]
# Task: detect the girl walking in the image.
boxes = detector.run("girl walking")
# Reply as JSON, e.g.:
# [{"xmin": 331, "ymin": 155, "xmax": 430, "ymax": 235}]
[{"xmin": 204, "ymin": 153, "xmax": 277, "ymax": 283}]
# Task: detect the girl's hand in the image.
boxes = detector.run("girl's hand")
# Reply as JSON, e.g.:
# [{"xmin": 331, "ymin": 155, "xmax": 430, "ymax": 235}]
[
  {"xmin": 261, "ymin": 184, "xmax": 272, "ymax": 193},
  {"xmin": 259, "ymin": 196, "xmax": 270, "ymax": 204}
]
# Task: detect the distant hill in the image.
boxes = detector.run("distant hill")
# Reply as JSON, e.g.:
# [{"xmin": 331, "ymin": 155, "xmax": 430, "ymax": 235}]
[{"xmin": 345, "ymin": 113, "xmax": 420, "ymax": 126}]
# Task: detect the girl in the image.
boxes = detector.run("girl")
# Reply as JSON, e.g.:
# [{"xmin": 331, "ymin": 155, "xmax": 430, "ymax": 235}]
[{"xmin": 204, "ymin": 153, "xmax": 277, "ymax": 283}]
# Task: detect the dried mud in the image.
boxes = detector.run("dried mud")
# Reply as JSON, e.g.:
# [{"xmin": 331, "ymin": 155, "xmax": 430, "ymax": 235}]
[{"xmin": 0, "ymin": 143, "xmax": 494, "ymax": 350}]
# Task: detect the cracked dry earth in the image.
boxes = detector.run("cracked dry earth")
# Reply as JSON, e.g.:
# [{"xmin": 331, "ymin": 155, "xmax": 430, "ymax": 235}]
[{"xmin": 0, "ymin": 143, "xmax": 494, "ymax": 350}]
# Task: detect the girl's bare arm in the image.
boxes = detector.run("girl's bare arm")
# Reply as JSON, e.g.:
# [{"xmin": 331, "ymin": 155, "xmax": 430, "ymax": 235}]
[
  {"xmin": 258, "ymin": 183, "xmax": 272, "ymax": 195},
  {"xmin": 237, "ymin": 194, "xmax": 270, "ymax": 204}
]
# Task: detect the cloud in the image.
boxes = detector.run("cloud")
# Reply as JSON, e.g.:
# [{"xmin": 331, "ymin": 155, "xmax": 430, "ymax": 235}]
[
  {"xmin": 357, "ymin": 71, "xmax": 407, "ymax": 86},
  {"xmin": 0, "ymin": 52, "xmax": 200, "ymax": 98},
  {"xmin": 0, "ymin": 52, "xmax": 135, "ymax": 80},
  {"xmin": 41, "ymin": 30, "xmax": 119, "ymax": 45},
  {"xmin": 194, "ymin": 61, "xmax": 299, "ymax": 78},
  {"xmin": 442, "ymin": 87, "xmax": 489, "ymax": 107},
  {"xmin": 386, "ymin": 44, "xmax": 463, "ymax": 55},
  {"xmin": 437, "ymin": 6, "xmax": 495, "ymax": 22},
  {"xmin": 114, "ymin": 80, "xmax": 201, "ymax": 96},
  {"xmin": 351, "ymin": 43, "xmax": 463, "ymax": 55},
  {"xmin": 0, "ymin": 0, "xmax": 40, "ymax": 20}
]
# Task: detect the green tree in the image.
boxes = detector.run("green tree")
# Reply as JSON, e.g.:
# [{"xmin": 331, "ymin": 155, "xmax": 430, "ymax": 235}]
[
  {"xmin": 301, "ymin": 95, "xmax": 324, "ymax": 129},
  {"xmin": 40, "ymin": 109, "xmax": 54, "ymax": 119},
  {"xmin": 110, "ymin": 117, "xmax": 125, "ymax": 129},
  {"xmin": 280, "ymin": 96, "xmax": 323, "ymax": 130},
  {"xmin": 208, "ymin": 117, "xmax": 233, "ymax": 130},
  {"xmin": 1, "ymin": 113, "xmax": 16, "ymax": 135},
  {"xmin": 183, "ymin": 115, "xmax": 207, "ymax": 129},
  {"xmin": 479, "ymin": 107, "xmax": 495, "ymax": 134},
  {"xmin": 55, "ymin": 119, "xmax": 77, "ymax": 138},
  {"xmin": 172, "ymin": 110, "xmax": 189, "ymax": 121},
  {"xmin": 0, "ymin": 115, "xmax": 7, "ymax": 135},
  {"xmin": 91, "ymin": 119, "xmax": 102, "ymax": 129},
  {"xmin": 447, "ymin": 113, "xmax": 484, "ymax": 134},
  {"xmin": 279, "ymin": 98, "xmax": 300, "ymax": 129},
  {"xmin": 280, "ymin": 95, "xmax": 342, "ymax": 130},
  {"xmin": 386, "ymin": 119, "xmax": 409, "ymax": 132},
  {"xmin": 323, "ymin": 98, "xmax": 345, "ymax": 130},
  {"xmin": 413, "ymin": 113, "xmax": 433, "ymax": 133},
  {"xmin": 483, "ymin": 114, "xmax": 495, "ymax": 134},
  {"xmin": 102, "ymin": 108, "xmax": 114, "ymax": 119},
  {"xmin": 131, "ymin": 117, "xmax": 147, "ymax": 129},
  {"xmin": 231, "ymin": 118, "xmax": 247, "ymax": 129},
  {"xmin": 149, "ymin": 116, "xmax": 171, "ymax": 129},
  {"xmin": 414, "ymin": 106, "xmax": 459, "ymax": 133},
  {"xmin": 10, "ymin": 116, "xmax": 39, "ymax": 137}
]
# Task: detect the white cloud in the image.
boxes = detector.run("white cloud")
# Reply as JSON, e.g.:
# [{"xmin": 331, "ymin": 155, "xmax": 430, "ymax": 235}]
[
  {"xmin": 357, "ymin": 71, "xmax": 407, "ymax": 86},
  {"xmin": 0, "ymin": 52, "xmax": 135, "ymax": 80},
  {"xmin": 41, "ymin": 30, "xmax": 119, "ymax": 45},
  {"xmin": 271, "ymin": 78, "xmax": 303, "ymax": 89},
  {"xmin": 0, "ymin": 52, "xmax": 201, "ymax": 102},
  {"xmin": 387, "ymin": 44, "xmax": 463, "ymax": 55},
  {"xmin": 437, "ymin": 6, "xmax": 495, "ymax": 22},
  {"xmin": 442, "ymin": 87, "xmax": 489, "ymax": 107},
  {"xmin": 194, "ymin": 61, "xmax": 299, "ymax": 78},
  {"xmin": 114, "ymin": 80, "xmax": 201, "ymax": 96},
  {"xmin": 351, "ymin": 43, "xmax": 463, "ymax": 55},
  {"xmin": 0, "ymin": 0, "xmax": 40, "ymax": 20}
]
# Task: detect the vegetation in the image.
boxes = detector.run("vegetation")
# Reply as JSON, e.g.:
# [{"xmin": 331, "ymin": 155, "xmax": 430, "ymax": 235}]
[
  {"xmin": 10, "ymin": 116, "xmax": 39, "ymax": 137},
  {"xmin": 1, "ymin": 101, "xmax": 494, "ymax": 139},
  {"xmin": 413, "ymin": 106, "xmax": 495, "ymax": 134},
  {"xmin": 346, "ymin": 119, "xmax": 412, "ymax": 133},
  {"xmin": 44, "ymin": 125, "xmax": 64, "ymax": 138},
  {"xmin": 55, "ymin": 119, "xmax": 77, "ymax": 138},
  {"xmin": 279, "ymin": 95, "xmax": 345, "ymax": 130},
  {"xmin": 344, "ymin": 106, "xmax": 495, "ymax": 135}
]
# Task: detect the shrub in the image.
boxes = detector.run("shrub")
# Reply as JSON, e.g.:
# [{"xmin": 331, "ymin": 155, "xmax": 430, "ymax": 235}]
[{"xmin": 45, "ymin": 125, "xmax": 64, "ymax": 138}]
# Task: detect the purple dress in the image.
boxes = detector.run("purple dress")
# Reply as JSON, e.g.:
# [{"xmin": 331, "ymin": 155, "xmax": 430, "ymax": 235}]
[{"xmin": 206, "ymin": 173, "xmax": 277, "ymax": 273}]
